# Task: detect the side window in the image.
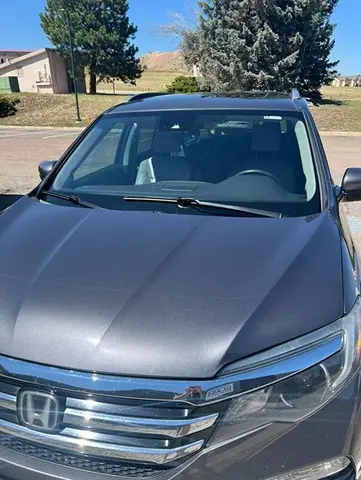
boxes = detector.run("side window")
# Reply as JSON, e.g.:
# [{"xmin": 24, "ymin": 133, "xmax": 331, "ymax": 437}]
[
  {"xmin": 137, "ymin": 117, "xmax": 158, "ymax": 154},
  {"xmin": 73, "ymin": 121, "xmax": 125, "ymax": 180},
  {"xmin": 123, "ymin": 123, "xmax": 138, "ymax": 167}
]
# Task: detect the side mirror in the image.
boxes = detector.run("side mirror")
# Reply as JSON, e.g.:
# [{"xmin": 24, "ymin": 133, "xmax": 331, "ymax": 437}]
[
  {"xmin": 38, "ymin": 160, "xmax": 57, "ymax": 181},
  {"xmin": 341, "ymin": 168, "xmax": 361, "ymax": 202}
]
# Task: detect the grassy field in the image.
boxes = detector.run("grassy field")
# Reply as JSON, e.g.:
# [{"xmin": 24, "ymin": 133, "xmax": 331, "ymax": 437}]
[
  {"xmin": 0, "ymin": 82, "xmax": 361, "ymax": 130},
  {"xmin": 94, "ymin": 70, "xmax": 184, "ymax": 93},
  {"xmin": 0, "ymin": 93, "xmax": 128, "ymax": 128},
  {"xmin": 313, "ymin": 86, "xmax": 361, "ymax": 132}
]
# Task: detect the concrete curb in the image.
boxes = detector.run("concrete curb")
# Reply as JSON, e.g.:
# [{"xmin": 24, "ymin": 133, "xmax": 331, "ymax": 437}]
[
  {"xmin": 320, "ymin": 131, "xmax": 361, "ymax": 137},
  {"xmin": 0, "ymin": 125, "xmax": 84, "ymax": 131}
]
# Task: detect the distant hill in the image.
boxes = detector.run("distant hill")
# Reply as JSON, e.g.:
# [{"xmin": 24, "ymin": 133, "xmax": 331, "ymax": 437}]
[{"xmin": 140, "ymin": 51, "xmax": 188, "ymax": 72}]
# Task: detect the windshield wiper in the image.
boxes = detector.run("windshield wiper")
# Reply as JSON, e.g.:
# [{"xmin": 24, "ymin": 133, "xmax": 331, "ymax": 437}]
[
  {"xmin": 123, "ymin": 196, "xmax": 281, "ymax": 218},
  {"xmin": 41, "ymin": 190, "xmax": 100, "ymax": 209}
]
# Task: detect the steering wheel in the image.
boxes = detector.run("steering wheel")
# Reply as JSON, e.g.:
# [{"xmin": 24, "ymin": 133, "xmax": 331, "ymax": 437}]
[{"xmin": 236, "ymin": 169, "xmax": 282, "ymax": 185}]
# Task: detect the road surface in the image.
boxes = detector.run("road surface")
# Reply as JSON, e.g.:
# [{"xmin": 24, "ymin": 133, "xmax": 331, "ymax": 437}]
[{"xmin": 0, "ymin": 128, "xmax": 81, "ymax": 194}]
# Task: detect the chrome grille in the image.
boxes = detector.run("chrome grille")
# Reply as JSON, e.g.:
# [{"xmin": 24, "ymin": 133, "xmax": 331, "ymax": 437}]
[
  {"xmin": 0, "ymin": 332, "xmax": 345, "ymax": 476},
  {"xmin": 0, "ymin": 435, "xmax": 166, "ymax": 477},
  {"xmin": 0, "ymin": 392, "xmax": 14, "ymax": 411},
  {"xmin": 0, "ymin": 378, "xmax": 222, "ymax": 471},
  {"xmin": 63, "ymin": 398, "xmax": 218, "ymax": 438}
]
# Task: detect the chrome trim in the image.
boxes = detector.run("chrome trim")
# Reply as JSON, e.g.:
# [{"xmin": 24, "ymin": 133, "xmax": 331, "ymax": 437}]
[
  {"xmin": 0, "ymin": 392, "xmax": 16, "ymax": 412},
  {"xmin": 63, "ymin": 408, "xmax": 218, "ymax": 438},
  {"xmin": 0, "ymin": 326, "xmax": 343, "ymax": 405},
  {"xmin": 264, "ymin": 456, "xmax": 351, "ymax": 480},
  {"xmin": 66, "ymin": 397, "xmax": 191, "ymax": 417},
  {"xmin": 0, "ymin": 419, "xmax": 203, "ymax": 464},
  {"xmin": 60, "ymin": 427, "xmax": 170, "ymax": 447}
]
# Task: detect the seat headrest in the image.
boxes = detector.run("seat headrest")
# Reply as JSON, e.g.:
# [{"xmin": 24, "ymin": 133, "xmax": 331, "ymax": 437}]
[
  {"xmin": 252, "ymin": 122, "xmax": 281, "ymax": 152},
  {"xmin": 153, "ymin": 131, "xmax": 183, "ymax": 154}
]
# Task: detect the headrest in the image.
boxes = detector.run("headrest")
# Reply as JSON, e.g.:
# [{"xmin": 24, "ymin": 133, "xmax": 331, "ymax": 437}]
[
  {"xmin": 153, "ymin": 131, "xmax": 183, "ymax": 154},
  {"xmin": 252, "ymin": 122, "xmax": 281, "ymax": 152}
]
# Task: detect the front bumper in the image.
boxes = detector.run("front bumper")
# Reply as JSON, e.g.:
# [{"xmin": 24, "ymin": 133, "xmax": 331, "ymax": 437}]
[{"xmin": 0, "ymin": 375, "xmax": 360, "ymax": 480}]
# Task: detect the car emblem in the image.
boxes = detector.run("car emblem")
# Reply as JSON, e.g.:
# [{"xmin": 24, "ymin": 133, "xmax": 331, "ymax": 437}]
[{"xmin": 17, "ymin": 391, "xmax": 61, "ymax": 433}]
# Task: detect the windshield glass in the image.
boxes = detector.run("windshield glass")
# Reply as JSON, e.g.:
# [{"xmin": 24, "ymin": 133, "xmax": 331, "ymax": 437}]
[{"xmin": 50, "ymin": 109, "xmax": 320, "ymax": 216}]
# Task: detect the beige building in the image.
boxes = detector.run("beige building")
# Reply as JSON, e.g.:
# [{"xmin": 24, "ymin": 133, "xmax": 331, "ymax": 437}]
[
  {"xmin": 0, "ymin": 49, "xmax": 34, "ymax": 64},
  {"xmin": 193, "ymin": 64, "xmax": 201, "ymax": 77},
  {"xmin": 0, "ymin": 48, "xmax": 69, "ymax": 94},
  {"xmin": 332, "ymin": 76, "xmax": 361, "ymax": 88}
]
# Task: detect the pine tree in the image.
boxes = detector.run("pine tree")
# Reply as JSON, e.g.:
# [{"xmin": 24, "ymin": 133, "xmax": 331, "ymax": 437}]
[
  {"xmin": 289, "ymin": 0, "xmax": 339, "ymax": 93},
  {"xmin": 40, "ymin": 0, "xmax": 142, "ymax": 94},
  {"xmin": 198, "ymin": 0, "xmax": 339, "ymax": 93}
]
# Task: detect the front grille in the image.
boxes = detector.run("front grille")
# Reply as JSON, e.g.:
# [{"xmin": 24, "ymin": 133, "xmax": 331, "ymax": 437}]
[
  {"xmin": 0, "ymin": 435, "xmax": 166, "ymax": 477},
  {"xmin": 0, "ymin": 376, "xmax": 226, "ymax": 476}
]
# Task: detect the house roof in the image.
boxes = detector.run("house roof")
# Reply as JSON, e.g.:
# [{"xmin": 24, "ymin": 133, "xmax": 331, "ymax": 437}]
[
  {"xmin": 337, "ymin": 75, "xmax": 361, "ymax": 80},
  {"xmin": 0, "ymin": 49, "xmax": 34, "ymax": 53},
  {"xmin": 0, "ymin": 48, "xmax": 48, "ymax": 71}
]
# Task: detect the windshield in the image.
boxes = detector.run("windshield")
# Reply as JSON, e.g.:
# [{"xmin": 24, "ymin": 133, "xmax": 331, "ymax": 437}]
[{"xmin": 49, "ymin": 109, "xmax": 320, "ymax": 216}]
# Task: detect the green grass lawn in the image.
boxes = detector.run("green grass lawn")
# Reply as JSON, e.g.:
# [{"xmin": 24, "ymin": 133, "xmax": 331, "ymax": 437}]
[
  {"xmin": 1, "ymin": 83, "xmax": 361, "ymax": 130},
  {"xmin": 94, "ymin": 70, "xmax": 185, "ymax": 93},
  {"xmin": 312, "ymin": 86, "xmax": 361, "ymax": 132},
  {"xmin": 0, "ymin": 93, "xmax": 128, "ymax": 128}
]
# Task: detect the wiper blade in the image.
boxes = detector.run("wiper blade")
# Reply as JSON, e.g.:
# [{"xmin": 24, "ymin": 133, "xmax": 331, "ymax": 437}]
[
  {"xmin": 41, "ymin": 191, "xmax": 100, "ymax": 209},
  {"xmin": 123, "ymin": 196, "xmax": 281, "ymax": 218}
]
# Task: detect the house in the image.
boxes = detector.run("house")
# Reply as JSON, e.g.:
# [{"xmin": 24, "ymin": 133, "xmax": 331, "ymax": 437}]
[
  {"xmin": 193, "ymin": 64, "xmax": 201, "ymax": 77},
  {"xmin": 332, "ymin": 75, "xmax": 361, "ymax": 87},
  {"xmin": 0, "ymin": 49, "xmax": 34, "ymax": 64},
  {"xmin": 0, "ymin": 48, "xmax": 69, "ymax": 94}
]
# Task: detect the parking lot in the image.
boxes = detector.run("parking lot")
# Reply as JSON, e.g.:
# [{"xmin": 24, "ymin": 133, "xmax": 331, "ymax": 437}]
[
  {"xmin": 1, "ymin": 127, "xmax": 361, "ymax": 246},
  {"xmin": 0, "ymin": 128, "xmax": 81, "ymax": 194}
]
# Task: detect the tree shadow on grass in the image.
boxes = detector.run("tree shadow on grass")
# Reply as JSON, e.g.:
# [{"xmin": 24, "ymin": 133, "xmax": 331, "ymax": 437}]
[
  {"xmin": 312, "ymin": 98, "xmax": 345, "ymax": 107},
  {"xmin": 89, "ymin": 92, "xmax": 131, "ymax": 97}
]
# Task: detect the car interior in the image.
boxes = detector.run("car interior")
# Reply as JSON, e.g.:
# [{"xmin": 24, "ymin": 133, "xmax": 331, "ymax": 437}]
[{"xmin": 57, "ymin": 112, "xmax": 318, "ymax": 210}]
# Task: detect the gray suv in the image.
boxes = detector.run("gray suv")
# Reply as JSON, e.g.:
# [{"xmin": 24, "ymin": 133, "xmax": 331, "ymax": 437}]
[{"xmin": 0, "ymin": 90, "xmax": 360, "ymax": 480}]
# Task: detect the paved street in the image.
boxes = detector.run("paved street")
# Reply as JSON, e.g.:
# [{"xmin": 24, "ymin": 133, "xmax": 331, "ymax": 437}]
[
  {"xmin": 1, "ymin": 127, "xmax": 361, "ymax": 245},
  {"xmin": 322, "ymin": 135, "xmax": 361, "ymax": 185},
  {"xmin": 322, "ymin": 135, "xmax": 361, "ymax": 249},
  {"xmin": 0, "ymin": 128, "xmax": 81, "ymax": 194}
]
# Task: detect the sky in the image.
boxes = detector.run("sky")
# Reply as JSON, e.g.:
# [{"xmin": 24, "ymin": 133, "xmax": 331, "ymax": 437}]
[{"xmin": 0, "ymin": 0, "xmax": 359, "ymax": 75}]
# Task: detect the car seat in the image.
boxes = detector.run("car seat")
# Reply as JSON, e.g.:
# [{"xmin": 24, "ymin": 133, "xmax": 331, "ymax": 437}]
[
  {"xmin": 239, "ymin": 122, "xmax": 298, "ymax": 191},
  {"xmin": 135, "ymin": 131, "xmax": 193, "ymax": 185}
]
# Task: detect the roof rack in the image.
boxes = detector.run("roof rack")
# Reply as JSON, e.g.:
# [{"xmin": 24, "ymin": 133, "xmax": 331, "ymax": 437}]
[
  {"xmin": 128, "ymin": 92, "xmax": 171, "ymax": 102},
  {"xmin": 290, "ymin": 88, "xmax": 301, "ymax": 100}
]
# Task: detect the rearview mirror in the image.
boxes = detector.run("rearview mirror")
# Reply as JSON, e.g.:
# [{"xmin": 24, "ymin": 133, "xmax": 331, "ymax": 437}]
[{"xmin": 38, "ymin": 160, "xmax": 57, "ymax": 181}]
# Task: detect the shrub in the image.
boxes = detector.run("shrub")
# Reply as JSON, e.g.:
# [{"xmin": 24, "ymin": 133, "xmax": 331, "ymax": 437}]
[
  {"xmin": 0, "ymin": 95, "xmax": 20, "ymax": 118},
  {"xmin": 166, "ymin": 76, "xmax": 200, "ymax": 93}
]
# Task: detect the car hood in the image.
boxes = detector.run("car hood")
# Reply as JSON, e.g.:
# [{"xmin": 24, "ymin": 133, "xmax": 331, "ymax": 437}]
[{"xmin": 0, "ymin": 197, "xmax": 343, "ymax": 379}]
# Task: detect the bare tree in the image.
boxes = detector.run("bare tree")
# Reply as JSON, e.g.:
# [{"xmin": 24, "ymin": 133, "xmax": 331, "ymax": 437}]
[{"xmin": 159, "ymin": 1, "xmax": 201, "ymax": 68}]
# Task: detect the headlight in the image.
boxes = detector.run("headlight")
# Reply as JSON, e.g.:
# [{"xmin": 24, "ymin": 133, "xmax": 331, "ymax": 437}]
[{"xmin": 210, "ymin": 297, "xmax": 361, "ymax": 445}]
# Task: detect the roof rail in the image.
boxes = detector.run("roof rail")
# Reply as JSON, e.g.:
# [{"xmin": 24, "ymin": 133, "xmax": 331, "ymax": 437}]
[
  {"xmin": 290, "ymin": 88, "xmax": 301, "ymax": 100},
  {"xmin": 128, "ymin": 92, "xmax": 170, "ymax": 102}
]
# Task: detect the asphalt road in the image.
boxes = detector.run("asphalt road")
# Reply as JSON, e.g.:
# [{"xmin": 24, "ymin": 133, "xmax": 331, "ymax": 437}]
[
  {"xmin": 321, "ymin": 135, "xmax": 361, "ymax": 248},
  {"xmin": 1, "ymin": 127, "xmax": 361, "ymax": 243},
  {"xmin": 0, "ymin": 128, "xmax": 81, "ymax": 195}
]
